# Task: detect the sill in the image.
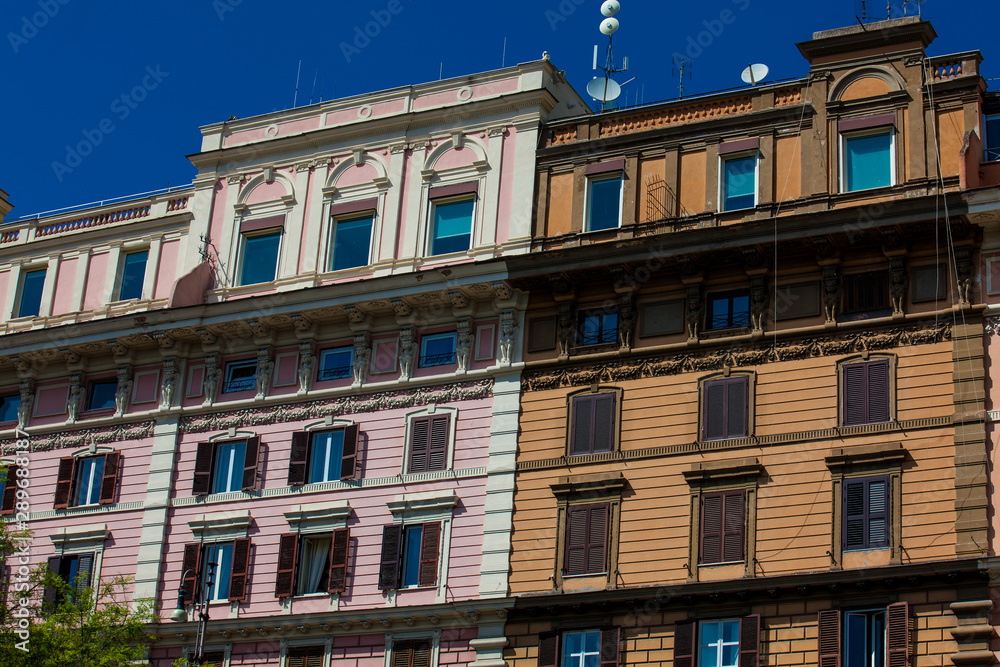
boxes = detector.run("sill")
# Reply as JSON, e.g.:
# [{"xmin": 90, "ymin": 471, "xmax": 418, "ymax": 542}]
[
  {"xmin": 701, "ymin": 326, "xmax": 751, "ymax": 339},
  {"xmin": 839, "ymin": 309, "xmax": 892, "ymax": 322},
  {"xmin": 396, "ymin": 585, "xmax": 436, "ymax": 591},
  {"xmin": 0, "ymin": 421, "xmax": 17, "ymax": 429},
  {"xmin": 843, "ymin": 547, "xmax": 890, "ymax": 553},
  {"xmin": 699, "ymin": 560, "xmax": 744, "ymax": 567},
  {"xmin": 562, "ymin": 571, "xmax": 608, "ymax": 579},
  {"xmin": 841, "ymin": 419, "xmax": 892, "ymax": 428},
  {"xmin": 292, "ymin": 592, "xmax": 330, "ymax": 599},
  {"xmin": 80, "ymin": 408, "xmax": 116, "ymax": 419},
  {"xmin": 701, "ymin": 434, "xmax": 750, "ymax": 443}
]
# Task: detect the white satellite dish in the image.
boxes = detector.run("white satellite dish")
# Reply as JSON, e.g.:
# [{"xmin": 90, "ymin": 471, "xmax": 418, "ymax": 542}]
[
  {"xmin": 599, "ymin": 17, "xmax": 619, "ymax": 35},
  {"xmin": 601, "ymin": 0, "xmax": 621, "ymax": 17},
  {"xmin": 741, "ymin": 63, "xmax": 769, "ymax": 85},
  {"xmin": 587, "ymin": 77, "xmax": 622, "ymax": 103}
]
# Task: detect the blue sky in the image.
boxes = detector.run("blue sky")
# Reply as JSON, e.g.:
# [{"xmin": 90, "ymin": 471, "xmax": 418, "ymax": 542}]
[{"xmin": 1, "ymin": 0, "xmax": 996, "ymax": 218}]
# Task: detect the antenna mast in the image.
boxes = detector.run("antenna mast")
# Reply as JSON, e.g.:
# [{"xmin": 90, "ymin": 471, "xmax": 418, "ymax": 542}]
[{"xmin": 588, "ymin": 1, "xmax": 633, "ymax": 112}]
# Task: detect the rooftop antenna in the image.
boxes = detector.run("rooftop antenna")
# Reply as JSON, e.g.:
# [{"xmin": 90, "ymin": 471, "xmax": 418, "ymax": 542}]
[
  {"xmin": 309, "ymin": 68, "xmax": 318, "ymax": 105},
  {"xmin": 292, "ymin": 59, "xmax": 302, "ymax": 108},
  {"xmin": 319, "ymin": 68, "xmax": 327, "ymax": 103},
  {"xmin": 588, "ymin": 0, "xmax": 631, "ymax": 112},
  {"xmin": 741, "ymin": 63, "xmax": 769, "ymax": 86},
  {"xmin": 672, "ymin": 56, "xmax": 691, "ymax": 99},
  {"xmin": 501, "ymin": 36, "xmax": 507, "ymax": 67}
]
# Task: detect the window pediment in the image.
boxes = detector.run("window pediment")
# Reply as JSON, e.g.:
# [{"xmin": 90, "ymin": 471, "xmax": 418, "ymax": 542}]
[
  {"xmin": 551, "ymin": 471, "xmax": 626, "ymax": 498},
  {"xmin": 683, "ymin": 457, "xmax": 763, "ymax": 487},
  {"xmin": 283, "ymin": 500, "xmax": 351, "ymax": 533},
  {"xmin": 188, "ymin": 509, "xmax": 252, "ymax": 541},
  {"xmin": 49, "ymin": 522, "xmax": 109, "ymax": 552},
  {"xmin": 387, "ymin": 489, "xmax": 457, "ymax": 523}
]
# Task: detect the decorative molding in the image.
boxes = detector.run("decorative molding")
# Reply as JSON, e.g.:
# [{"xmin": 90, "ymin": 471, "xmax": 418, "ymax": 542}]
[
  {"xmin": 523, "ymin": 323, "xmax": 952, "ymax": 391},
  {"xmin": 984, "ymin": 316, "xmax": 1000, "ymax": 336},
  {"xmin": 178, "ymin": 379, "xmax": 493, "ymax": 434},
  {"xmin": 0, "ymin": 420, "xmax": 156, "ymax": 453}
]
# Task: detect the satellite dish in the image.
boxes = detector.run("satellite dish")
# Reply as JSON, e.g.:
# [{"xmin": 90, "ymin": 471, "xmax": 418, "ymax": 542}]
[
  {"xmin": 601, "ymin": 0, "xmax": 621, "ymax": 17},
  {"xmin": 586, "ymin": 77, "xmax": 622, "ymax": 103},
  {"xmin": 741, "ymin": 63, "xmax": 769, "ymax": 85},
  {"xmin": 599, "ymin": 17, "xmax": 619, "ymax": 35}
]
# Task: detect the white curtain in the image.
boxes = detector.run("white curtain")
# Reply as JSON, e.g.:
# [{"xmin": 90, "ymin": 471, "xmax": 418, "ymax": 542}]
[{"xmin": 299, "ymin": 536, "xmax": 331, "ymax": 594}]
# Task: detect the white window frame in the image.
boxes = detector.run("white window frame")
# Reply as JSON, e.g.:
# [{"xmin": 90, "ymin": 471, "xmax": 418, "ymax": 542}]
[
  {"xmin": 48, "ymin": 522, "xmax": 109, "ymax": 599},
  {"xmin": 418, "ymin": 332, "xmax": 457, "ymax": 368},
  {"xmin": 839, "ymin": 127, "xmax": 896, "ymax": 193},
  {"xmin": 386, "ymin": 489, "xmax": 457, "ymax": 604},
  {"xmin": 114, "ymin": 247, "xmax": 150, "ymax": 302},
  {"xmin": 223, "ymin": 358, "xmax": 258, "ymax": 394},
  {"xmin": 237, "ymin": 228, "xmax": 283, "ymax": 287},
  {"xmin": 383, "ymin": 631, "xmax": 441, "ymax": 667},
  {"xmin": 562, "ymin": 629, "xmax": 602, "ymax": 667},
  {"xmin": 72, "ymin": 456, "xmax": 105, "ymax": 507},
  {"xmin": 718, "ymin": 151, "xmax": 759, "ymax": 212},
  {"xmin": 317, "ymin": 346, "xmax": 354, "ymax": 382},
  {"xmin": 327, "ymin": 211, "xmax": 376, "ymax": 272},
  {"xmin": 211, "ymin": 440, "xmax": 246, "ymax": 494},
  {"xmin": 584, "ymin": 174, "xmax": 624, "ymax": 232},
  {"xmin": 984, "ymin": 113, "xmax": 1000, "ymax": 162},
  {"xmin": 698, "ymin": 618, "xmax": 741, "ymax": 667},
  {"xmin": 15, "ymin": 265, "xmax": 47, "ymax": 319},
  {"xmin": 427, "ymin": 196, "xmax": 476, "ymax": 257}
]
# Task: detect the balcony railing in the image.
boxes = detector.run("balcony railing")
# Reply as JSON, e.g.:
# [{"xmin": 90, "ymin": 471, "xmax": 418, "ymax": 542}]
[{"xmin": 317, "ymin": 365, "xmax": 352, "ymax": 381}]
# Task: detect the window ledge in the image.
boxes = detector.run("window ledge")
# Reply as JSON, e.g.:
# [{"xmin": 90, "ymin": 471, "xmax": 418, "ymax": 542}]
[
  {"xmin": 562, "ymin": 571, "xmax": 608, "ymax": 579},
  {"xmin": 80, "ymin": 407, "xmax": 116, "ymax": 420},
  {"xmin": 49, "ymin": 522, "xmax": 110, "ymax": 551},
  {"xmin": 701, "ymin": 326, "xmax": 751, "ymax": 339},
  {"xmin": 684, "ymin": 457, "xmax": 763, "ymax": 484},
  {"xmin": 569, "ymin": 342, "xmax": 618, "ymax": 355}
]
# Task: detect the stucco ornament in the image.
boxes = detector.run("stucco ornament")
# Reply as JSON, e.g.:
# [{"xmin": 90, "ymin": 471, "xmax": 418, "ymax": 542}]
[
  {"xmin": 203, "ymin": 354, "xmax": 221, "ymax": 406},
  {"xmin": 67, "ymin": 374, "xmax": 84, "ymax": 423},
  {"xmin": 17, "ymin": 380, "xmax": 34, "ymax": 430},
  {"xmin": 297, "ymin": 342, "xmax": 315, "ymax": 394},
  {"xmin": 456, "ymin": 318, "xmax": 473, "ymax": 372},
  {"xmin": 255, "ymin": 346, "xmax": 274, "ymax": 399},
  {"xmin": 352, "ymin": 333, "xmax": 370, "ymax": 385},
  {"xmin": 498, "ymin": 309, "xmax": 517, "ymax": 365},
  {"xmin": 398, "ymin": 327, "xmax": 415, "ymax": 380},
  {"xmin": 160, "ymin": 360, "xmax": 178, "ymax": 409},
  {"xmin": 115, "ymin": 365, "xmax": 133, "ymax": 417}
]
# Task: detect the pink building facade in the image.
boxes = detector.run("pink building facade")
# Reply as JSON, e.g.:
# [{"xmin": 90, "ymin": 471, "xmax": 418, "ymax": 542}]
[{"xmin": 0, "ymin": 60, "xmax": 587, "ymax": 666}]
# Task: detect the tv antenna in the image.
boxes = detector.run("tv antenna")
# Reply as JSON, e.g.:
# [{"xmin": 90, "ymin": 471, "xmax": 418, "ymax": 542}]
[
  {"xmin": 672, "ymin": 56, "xmax": 691, "ymax": 99},
  {"xmin": 588, "ymin": 1, "xmax": 634, "ymax": 111},
  {"xmin": 741, "ymin": 63, "xmax": 769, "ymax": 86}
]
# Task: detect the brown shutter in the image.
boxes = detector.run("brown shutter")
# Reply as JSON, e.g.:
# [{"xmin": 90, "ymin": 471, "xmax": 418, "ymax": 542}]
[
  {"xmin": 53, "ymin": 457, "xmax": 75, "ymax": 509},
  {"xmin": 411, "ymin": 640, "xmax": 431, "ymax": 667},
  {"xmin": 288, "ymin": 646, "xmax": 325, "ymax": 667},
  {"xmin": 393, "ymin": 641, "xmax": 414, "ymax": 667},
  {"xmin": 427, "ymin": 415, "xmax": 449, "ymax": 471},
  {"xmin": 842, "ymin": 363, "xmax": 867, "ymax": 425},
  {"xmin": 328, "ymin": 528, "xmax": 350, "ymax": 593},
  {"xmin": 378, "ymin": 524, "xmax": 403, "ymax": 589},
  {"xmin": 868, "ymin": 359, "xmax": 890, "ymax": 423},
  {"xmin": 192, "ymin": 442, "xmax": 214, "ymax": 496},
  {"xmin": 674, "ymin": 620, "xmax": 695, "ymax": 667},
  {"xmin": 844, "ymin": 480, "xmax": 867, "ymax": 550},
  {"xmin": 704, "ymin": 380, "xmax": 726, "ymax": 440},
  {"xmin": 592, "ymin": 393, "xmax": 616, "ymax": 453},
  {"xmin": 565, "ymin": 505, "xmax": 588, "ymax": 575},
  {"xmin": 817, "ymin": 610, "xmax": 841, "ymax": 667},
  {"xmin": 739, "ymin": 614, "xmax": 760, "ymax": 667},
  {"xmin": 723, "ymin": 491, "xmax": 745, "ymax": 563},
  {"xmin": 1, "ymin": 466, "xmax": 17, "ymax": 515},
  {"xmin": 886, "ymin": 602, "xmax": 909, "ymax": 667},
  {"xmin": 570, "ymin": 394, "xmax": 594, "ymax": 455},
  {"xmin": 538, "ymin": 631, "xmax": 561, "ymax": 667},
  {"xmin": 98, "ymin": 451, "xmax": 121, "ymax": 505},
  {"xmin": 287, "ymin": 432, "xmax": 309, "ymax": 486},
  {"xmin": 700, "ymin": 493, "xmax": 723, "ymax": 563},
  {"xmin": 43, "ymin": 556, "xmax": 61, "ymax": 608},
  {"xmin": 588, "ymin": 505, "xmax": 609, "ymax": 573},
  {"xmin": 340, "ymin": 424, "xmax": 359, "ymax": 480},
  {"xmin": 418, "ymin": 521, "xmax": 441, "ymax": 587},
  {"xmin": 200, "ymin": 651, "xmax": 226, "ymax": 667},
  {"xmin": 600, "ymin": 627, "xmax": 620, "ymax": 667},
  {"xmin": 228, "ymin": 538, "xmax": 251, "ymax": 601},
  {"xmin": 241, "ymin": 437, "xmax": 261, "ymax": 492},
  {"xmin": 408, "ymin": 417, "xmax": 430, "ymax": 473},
  {"xmin": 274, "ymin": 533, "xmax": 299, "ymax": 598},
  {"xmin": 74, "ymin": 553, "xmax": 94, "ymax": 590},
  {"xmin": 727, "ymin": 376, "xmax": 748, "ymax": 437},
  {"xmin": 181, "ymin": 543, "xmax": 202, "ymax": 604}
]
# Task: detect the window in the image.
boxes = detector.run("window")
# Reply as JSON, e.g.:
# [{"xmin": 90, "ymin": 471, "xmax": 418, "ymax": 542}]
[
  {"xmin": 0, "ymin": 394, "xmax": 19, "ymax": 424},
  {"xmin": 274, "ymin": 529, "xmax": 350, "ymax": 597},
  {"xmin": 538, "ymin": 628, "xmax": 620, "ymax": 667},
  {"xmin": 585, "ymin": 175, "xmax": 622, "ymax": 232},
  {"xmin": 843, "ymin": 476, "xmax": 889, "ymax": 551},
  {"xmin": 577, "ymin": 308, "xmax": 618, "ymax": 347},
  {"xmin": 984, "ymin": 114, "xmax": 1000, "ymax": 162},
  {"xmin": 911, "ymin": 265, "xmax": 947, "ymax": 302},
  {"xmin": 117, "ymin": 250, "xmax": 148, "ymax": 301},
  {"xmin": 17, "ymin": 268, "xmax": 45, "ymax": 318},
  {"xmin": 0, "ymin": 464, "xmax": 16, "ymax": 515},
  {"xmin": 239, "ymin": 230, "xmax": 281, "ymax": 285},
  {"xmin": 378, "ymin": 522, "xmax": 440, "ymax": 589},
  {"xmin": 223, "ymin": 359, "xmax": 257, "ymax": 393},
  {"xmin": 673, "ymin": 616, "xmax": 759, "ymax": 667},
  {"xmin": 287, "ymin": 646, "xmax": 327, "ymax": 667},
  {"xmin": 699, "ymin": 491, "xmax": 744, "ymax": 564},
  {"xmin": 639, "ymin": 300, "xmax": 685, "ymax": 337},
  {"xmin": 842, "ymin": 271, "xmax": 890, "ymax": 317},
  {"xmin": 720, "ymin": 153, "xmax": 757, "ymax": 211},
  {"xmin": 564, "ymin": 503, "xmax": 608, "ymax": 576},
  {"xmin": 53, "ymin": 452, "xmax": 121, "ymax": 509},
  {"xmin": 569, "ymin": 391, "xmax": 617, "ymax": 455},
  {"xmin": 392, "ymin": 640, "xmax": 432, "ymax": 667},
  {"xmin": 181, "ymin": 539, "xmax": 252, "ymax": 603},
  {"xmin": 329, "ymin": 213, "xmax": 374, "ymax": 271},
  {"xmin": 85, "ymin": 379, "xmax": 117, "ymax": 412},
  {"xmin": 407, "ymin": 414, "xmax": 450, "ymax": 473},
  {"xmin": 192, "ymin": 437, "xmax": 261, "ymax": 496},
  {"xmin": 706, "ymin": 291, "xmax": 750, "ymax": 330},
  {"xmin": 287, "ymin": 426, "xmax": 359, "ymax": 486},
  {"xmin": 841, "ymin": 359, "xmax": 890, "ymax": 426},
  {"xmin": 429, "ymin": 198, "xmax": 474, "ymax": 256},
  {"xmin": 562, "ymin": 630, "xmax": 601, "ymax": 667},
  {"xmin": 818, "ymin": 603, "xmax": 909, "ymax": 667},
  {"xmin": 317, "ymin": 347, "xmax": 353, "ymax": 381},
  {"xmin": 702, "ymin": 376, "xmax": 749, "ymax": 441},
  {"xmin": 43, "ymin": 553, "xmax": 94, "ymax": 608},
  {"xmin": 842, "ymin": 129, "xmax": 894, "ymax": 192},
  {"xmin": 197, "ymin": 652, "xmax": 226, "ymax": 667},
  {"xmin": 773, "ymin": 282, "xmax": 821, "ymax": 321},
  {"xmin": 419, "ymin": 332, "xmax": 456, "ymax": 367}
]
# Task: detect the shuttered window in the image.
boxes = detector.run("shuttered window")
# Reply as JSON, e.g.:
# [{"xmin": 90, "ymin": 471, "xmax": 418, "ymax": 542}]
[
  {"xmin": 843, "ymin": 476, "xmax": 889, "ymax": 551},
  {"xmin": 564, "ymin": 504, "xmax": 609, "ymax": 576},
  {"xmin": 842, "ymin": 360, "xmax": 890, "ymax": 426},
  {"xmin": 842, "ymin": 271, "xmax": 890, "ymax": 314},
  {"xmin": 834, "ymin": 602, "xmax": 908, "ymax": 667},
  {"xmin": 199, "ymin": 652, "xmax": 226, "ymax": 667},
  {"xmin": 1, "ymin": 465, "xmax": 18, "ymax": 515},
  {"xmin": 537, "ymin": 629, "xmax": 621, "ymax": 667},
  {"xmin": 570, "ymin": 393, "xmax": 617, "ymax": 455},
  {"xmin": 274, "ymin": 529, "xmax": 351, "ymax": 598},
  {"xmin": 189, "ymin": 539, "xmax": 252, "ymax": 602},
  {"xmin": 702, "ymin": 377, "xmax": 749, "ymax": 441},
  {"xmin": 43, "ymin": 552, "xmax": 95, "ymax": 609},
  {"xmin": 408, "ymin": 415, "xmax": 449, "ymax": 473},
  {"xmin": 700, "ymin": 490, "xmax": 745, "ymax": 564},
  {"xmin": 673, "ymin": 617, "xmax": 759, "ymax": 667},
  {"xmin": 287, "ymin": 426, "xmax": 360, "ymax": 486},
  {"xmin": 192, "ymin": 438, "xmax": 262, "ymax": 496},
  {"xmin": 393, "ymin": 640, "xmax": 432, "ymax": 667},
  {"xmin": 287, "ymin": 645, "xmax": 326, "ymax": 667},
  {"xmin": 53, "ymin": 452, "xmax": 122, "ymax": 509},
  {"xmin": 379, "ymin": 522, "xmax": 441, "ymax": 590}
]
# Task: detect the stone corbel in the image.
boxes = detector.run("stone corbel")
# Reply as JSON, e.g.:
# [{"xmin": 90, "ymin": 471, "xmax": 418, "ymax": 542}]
[
  {"xmin": 685, "ymin": 283, "xmax": 704, "ymax": 341},
  {"xmin": 297, "ymin": 341, "xmax": 315, "ymax": 395},
  {"xmin": 255, "ymin": 345, "xmax": 274, "ymax": 399},
  {"xmin": 498, "ymin": 309, "xmax": 517, "ymax": 366},
  {"xmin": 556, "ymin": 302, "xmax": 575, "ymax": 359},
  {"xmin": 114, "ymin": 365, "xmax": 133, "ymax": 417},
  {"xmin": 822, "ymin": 265, "xmax": 840, "ymax": 324},
  {"xmin": 888, "ymin": 257, "xmax": 908, "ymax": 317},
  {"xmin": 352, "ymin": 332, "xmax": 370, "ymax": 386},
  {"xmin": 456, "ymin": 318, "xmax": 473, "ymax": 373},
  {"xmin": 618, "ymin": 293, "xmax": 637, "ymax": 350},
  {"xmin": 750, "ymin": 275, "xmax": 768, "ymax": 335},
  {"xmin": 344, "ymin": 305, "xmax": 367, "ymax": 331}
]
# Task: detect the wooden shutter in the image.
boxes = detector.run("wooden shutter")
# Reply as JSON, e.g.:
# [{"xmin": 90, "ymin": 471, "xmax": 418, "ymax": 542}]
[
  {"xmin": 340, "ymin": 424, "xmax": 360, "ymax": 479},
  {"xmin": 704, "ymin": 380, "xmax": 726, "ymax": 440},
  {"xmin": 98, "ymin": 451, "xmax": 121, "ymax": 505},
  {"xmin": 723, "ymin": 491, "xmax": 746, "ymax": 563},
  {"xmin": 600, "ymin": 627, "xmax": 620, "ymax": 667},
  {"xmin": 565, "ymin": 505, "xmax": 588, "ymax": 575},
  {"xmin": 328, "ymin": 528, "xmax": 350, "ymax": 593},
  {"xmin": 378, "ymin": 524, "xmax": 403, "ymax": 589},
  {"xmin": 287, "ymin": 432, "xmax": 309, "ymax": 486},
  {"xmin": 228, "ymin": 538, "xmax": 251, "ymax": 601},
  {"xmin": 1, "ymin": 466, "xmax": 17, "ymax": 515},
  {"xmin": 274, "ymin": 533, "xmax": 299, "ymax": 598},
  {"xmin": 673, "ymin": 620, "xmax": 695, "ymax": 667},
  {"xmin": 867, "ymin": 477, "xmax": 889, "ymax": 548},
  {"xmin": 74, "ymin": 553, "xmax": 94, "ymax": 590},
  {"xmin": 43, "ymin": 556, "xmax": 61, "ymax": 608},
  {"xmin": 181, "ymin": 543, "xmax": 202, "ymax": 604},
  {"xmin": 538, "ymin": 631, "xmax": 561, "ymax": 667},
  {"xmin": 739, "ymin": 614, "xmax": 760, "ymax": 667},
  {"xmin": 570, "ymin": 394, "xmax": 594, "ymax": 455},
  {"xmin": 418, "ymin": 521, "xmax": 441, "ymax": 587},
  {"xmin": 288, "ymin": 646, "xmax": 325, "ymax": 667},
  {"xmin": 241, "ymin": 437, "xmax": 261, "ymax": 492},
  {"xmin": 726, "ymin": 376, "xmax": 748, "ymax": 437},
  {"xmin": 842, "ymin": 363, "xmax": 868, "ymax": 426},
  {"xmin": 817, "ymin": 610, "xmax": 841, "ymax": 667},
  {"xmin": 53, "ymin": 457, "xmax": 75, "ymax": 509},
  {"xmin": 200, "ymin": 652, "xmax": 226, "ymax": 667},
  {"xmin": 192, "ymin": 442, "xmax": 214, "ymax": 496},
  {"xmin": 408, "ymin": 417, "xmax": 430, "ymax": 473},
  {"xmin": 587, "ymin": 505, "xmax": 609, "ymax": 573},
  {"xmin": 843, "ymin": 480, "xmax": 867, "ymax": 550},
  {"xmin": 427, "ymin": 415, "xmax": 449, "ymax": 471},
  {"xmin": 394, "ymin": 640, "xmax": 431, "ymax": 667},
  {"xmin": 867, "ymin": 359, "xmax": 890, "ymax": 423},
  {"xmin": 411, "ymin": 640, "xmax": 431, "ymax": 667},
  {"xmin": 592, "ymin": 393, "xmax": 616, "ymax": 452},
  {"xmin": 886, "ymin": 601, "xmax": 909, "ymax": 667},
  {"xmin": 700, "ymin": 493, "xmax": 723, "ymax": 563}
]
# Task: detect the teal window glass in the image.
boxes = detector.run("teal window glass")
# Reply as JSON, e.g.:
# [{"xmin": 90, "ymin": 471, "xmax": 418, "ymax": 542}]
[
  {"xmin": 722, "ymin": 155, "xmax": 757, "ymax": 211},
  {"xmin": 699, "ymin": 620, "xmax": 740, "ymax": 667},
  {"xmin": 586, "ymin": 177, "xmax": 622, "ymax": 231},
  {"xmin": 419, "ymin": 333, "xmax": 456, "ymax": 367},
  {"xmin": 18, "ymin": 269, "xmax": 45, "ymax": 318},
  {"xmin": 211, "ymin": 441, "xmax": 246, "ymax": 494},
  {"xmin": 202, "ymin": 542, "xmax": 234, "ymax": 600},
  {"xmin": 73, "ymin": 456, "xmax": 105, "ymax": 506},
  {"xmin": 330, "ymin": 214, "xmax": 374, "ymax": 271},
  {"xmin": 86, "ymin": 380, "xmax": 117, "ymax": 411},
  {"xmin": 118, "ymin": 251, "xmax": 148, "ymax": 300},
  {"xmin": 223, "ymin": 359, "xmax": 257, "ymax": 393},
  {"xmin": 308, "ymin": 430, "xmax": 345, "ymax": 484},
  {"xmin": 562, "ymin": 630, "xmax": 600, "ymax": 667},
  {"xmin": 845, "ymin": 610, "xmax": 885, "ymax": 667},
  {"xmin": 317, "ymin": 347, "xmax": 353, "ymax": 381},
  {"xmin": 239, "ymin": 231, "xmax": 281, "ymax": 285},
  {"xmin": 844, "ymin": 131, "xmax": 893, "ymax": 191},
  {"xmin": 0, "ymin": 394, "xmax": 20, "ymax": 423},
  {"xmin": 707, "ymin": 291, "xmax": 751, "ymax": 330},
  {"xmin": 430, "ymin": 199, "xmax": 473, "ymax": 256},
  {"xmin": 401, "ymin": 525, "xmax": 423, "ymax": 587},
  {"xmin": 986, "ymin": 115, "xmax": 1000, "ymax": 162},
  {"xmin": 578, "ymin": 309, "xmax": 618, "ymax": 346}
]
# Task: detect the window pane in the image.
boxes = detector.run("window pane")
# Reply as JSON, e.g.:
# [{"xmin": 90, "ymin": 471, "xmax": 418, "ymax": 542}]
[
  {"xmin": 18, "ymin": 269, "xmax": 46, "ymax": 318},
  {"xmin": 308, "ymin": 430, "xmax": 344, "ymax": 484},
  {"xmin": 240, "ymin": 232, "xmax": 281, "ymax": 285},
  {"xmin": 588, "ymin": 178, "xmax": 621, "ymax": 231},
  {"xmin": 74, "ymin": 457, "xmax": 105, "ymax": 506},
  {"xmin": 331, "ymin": 215, "xmax": 373, "ymax": 271},
  {"xmin": 297, "ymin": 535, "xmax": 332, "ymax": 594},
  {"xmin": 723, "ymin": 156, "xmax": 756, "ymax": 210},
  {"xmin": 118, "ymin": 251, "xmax": 148, "ymax": 300},
  {"xmin": 845, "ymin": 132, "xmax": 892, "ymax": 191},
  {"xmin": 0, "ymin": 394, "xmax": 21, "ymax": 422},
  {"xmin": 204, "ymin": 543, "xmax": 233, "ymax": 600},
  {"xmin": 318, "ymin": 348, "xmax": 353, "ymax": 381},
  {"xmin": 985, "ymin": 115, "xmax": 1000, "ymax": 161},
  {"xmin": 212, "ymin": 441, "xmax": 246, "ymax": 493},
  {"xmin": 224, "ymin": 360, "xmax": 257, "ymax": 392},
  {"xmin": 431, "ymin": 200, "xmax": 473, "ymax": 255},
  {"xmin": 845, "ymin": 612, "xmax": 868, "ymax": 667},
  {"xmin": 87, "ymin": 380, "xmax": 117, "ymax": 410},
  {"xmin": 420, "ymin": 334, "xmax": 456, "ymax": 366},
  {"xmin": 401, "ymin": 525, "xmax": 423, "ymax": 586}
]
